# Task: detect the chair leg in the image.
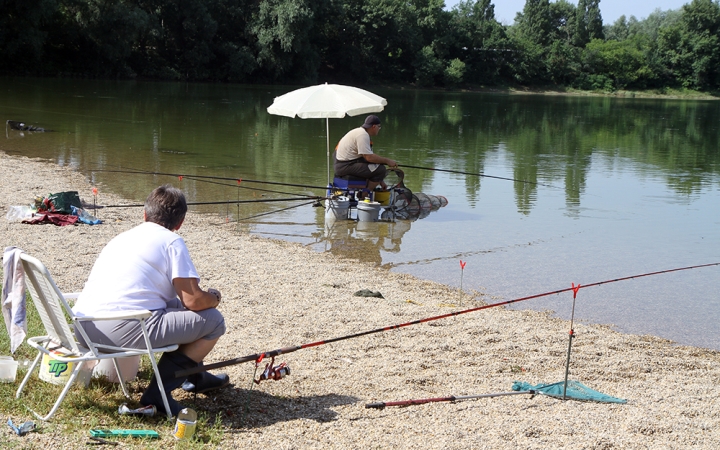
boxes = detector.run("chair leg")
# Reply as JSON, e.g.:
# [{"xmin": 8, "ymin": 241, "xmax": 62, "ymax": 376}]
[
  {"xmin": 111, "ymin": 358, "xmax": 131, "ymax": 398},
  {"xmin": 27, "ymin": 361, "xmax": 83, "ymax": 421},
  {"xmin": 16, "ymin": 352, "xmax": 42, "ymax": 400},
  {"xmin": 146, "ymin": 352, "xmax": 172, "ymax": 419}
]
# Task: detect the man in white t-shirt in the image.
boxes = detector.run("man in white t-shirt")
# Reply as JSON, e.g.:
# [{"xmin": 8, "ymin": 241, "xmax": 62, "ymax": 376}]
[
  {"xmin": 334, "ymin": 115, "xmax": 398, "ymax": 191},
  {"xmin": 73, "ymin": 185, "xmax": 228, "ymax": 416}
]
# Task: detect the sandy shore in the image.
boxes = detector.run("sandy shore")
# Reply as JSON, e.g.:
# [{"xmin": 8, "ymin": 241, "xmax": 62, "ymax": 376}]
[{"xmin": 1, "ymin": 151, "xmax": 719, "ymax": 449}]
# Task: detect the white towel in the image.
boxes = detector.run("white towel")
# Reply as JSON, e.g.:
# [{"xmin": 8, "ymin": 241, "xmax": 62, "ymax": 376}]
[{"xmin": 2, "ymin": 247, "xmax": 26, "ymax": 353}]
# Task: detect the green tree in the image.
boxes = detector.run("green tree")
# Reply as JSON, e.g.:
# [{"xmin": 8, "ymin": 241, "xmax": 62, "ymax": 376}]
[
  {"xmin": 575, "ymin": 0, "xmax": 603, "ymax": 46},
  {"xmin": 0, "ymin": 0, "xmax": 58, "ymax": 73},
  {"xmin": 604, "ymin": 15, "xmax": 630, "ymax": 41},
  {"xmin": 205, "ymin": 0, "xmax": 258, "ymax": 82},
  {"xmin": 250, "ymin": 0, "xmax": 317, "ymax": 82},
  {"xmin": 515, "ymin": 0, "xmax": 552, "ymax": 46},
  {"xmin": 658, "ymin": 0, "xmax": 720, "ymax": 89},
  {"xmin": 447, "ymin": 0, "xmax": 511, "ymax": 85},
  {"xmin": 581, "ymin": 38, "xmax": 651, "ymax": 89}
]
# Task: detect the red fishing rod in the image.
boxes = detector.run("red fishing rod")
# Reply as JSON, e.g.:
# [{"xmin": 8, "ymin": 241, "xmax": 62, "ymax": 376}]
[
  {"xmin": 365, "ymin": 390, "xmax": 536, "ymax": 409},
  {"xmin": 175, "ymin": 262, "xmax": 720, "ymax": 378}
]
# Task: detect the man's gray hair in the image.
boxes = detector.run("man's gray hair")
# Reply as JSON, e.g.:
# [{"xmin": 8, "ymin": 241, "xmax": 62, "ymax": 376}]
[{"xmin": 144, "ymin": 184, "xmax": 187, "ymax": 230}]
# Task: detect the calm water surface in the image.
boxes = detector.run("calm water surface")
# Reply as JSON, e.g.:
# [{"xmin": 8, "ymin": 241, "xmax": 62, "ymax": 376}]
[{"xmin": 2, "ymin": 77, "xmax": 719, "ymax": 350}]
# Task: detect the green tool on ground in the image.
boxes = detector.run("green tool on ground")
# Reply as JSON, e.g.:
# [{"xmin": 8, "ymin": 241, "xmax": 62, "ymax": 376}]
[{"xmin": 89, "ymin": 429, "xmax": 159, "ymax": 439}]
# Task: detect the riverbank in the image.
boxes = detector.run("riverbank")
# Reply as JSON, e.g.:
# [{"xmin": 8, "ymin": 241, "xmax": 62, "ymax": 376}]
[{"xmin": 2, "ymin": 151, "xmax": 720, "ymax": 448}]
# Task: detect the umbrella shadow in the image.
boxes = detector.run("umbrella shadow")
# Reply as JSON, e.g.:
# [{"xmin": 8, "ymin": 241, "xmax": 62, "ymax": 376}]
[{"xmin": 178, "ymin": 386, "xmax": 359, "ymax": 429}]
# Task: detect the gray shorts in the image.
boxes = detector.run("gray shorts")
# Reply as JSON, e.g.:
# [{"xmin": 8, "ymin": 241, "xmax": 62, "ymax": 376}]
[
  {"xmin": 75, "ymin": 298, "xmax": 226, "ymax": 350},
  {"xmin": 334, "ymin": 154, "xmax": 387, "ymax": 182}
]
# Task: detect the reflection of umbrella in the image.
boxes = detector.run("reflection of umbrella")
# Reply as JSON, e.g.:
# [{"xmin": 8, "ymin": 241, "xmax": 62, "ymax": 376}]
[{"xmin": 267, "ymin": 83, "xmax": 387, "ymax": 185}]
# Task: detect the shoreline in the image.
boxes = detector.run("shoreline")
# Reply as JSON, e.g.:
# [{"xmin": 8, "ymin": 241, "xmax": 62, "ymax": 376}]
[{"xmin": 2, "ymin": 151, "xmax": 720, "ymax": 448}]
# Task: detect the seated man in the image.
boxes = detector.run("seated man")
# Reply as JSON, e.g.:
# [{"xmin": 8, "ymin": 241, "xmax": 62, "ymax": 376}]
[
  {"xmin": 72, "ymin": 184, "xmax": 228, "ymax": 416},
  {"xmin": 334, "ymin": 115, "xmax": 398, "ymax": 191}
]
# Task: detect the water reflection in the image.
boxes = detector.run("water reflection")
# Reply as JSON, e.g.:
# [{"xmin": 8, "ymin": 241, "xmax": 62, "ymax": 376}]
[{"xmin": 318, "ymin": 218, "xmax": 413, "ymax": 266}]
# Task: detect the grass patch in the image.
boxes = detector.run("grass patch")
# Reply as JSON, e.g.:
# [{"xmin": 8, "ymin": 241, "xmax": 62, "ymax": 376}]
[{"xmin": 1, "ymin": 285, "xmax": 226, "ymax": 447}]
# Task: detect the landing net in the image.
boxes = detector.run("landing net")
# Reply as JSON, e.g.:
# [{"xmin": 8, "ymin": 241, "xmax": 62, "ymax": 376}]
[{"xmin": 512, "ymin": 380, "xmax": 627, "ymax": 404}]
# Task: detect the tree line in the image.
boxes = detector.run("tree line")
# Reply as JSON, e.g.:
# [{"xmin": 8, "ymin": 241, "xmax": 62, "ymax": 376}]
[{"xmin": 2, "ymin": 0, "xmax": 719, "ymax": 91}]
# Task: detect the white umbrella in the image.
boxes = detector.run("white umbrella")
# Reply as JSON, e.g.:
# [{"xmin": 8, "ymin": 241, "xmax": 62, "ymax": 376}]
[{"xmin": 267, "ymin": 83, "xmax": 387, "ymax": 184}]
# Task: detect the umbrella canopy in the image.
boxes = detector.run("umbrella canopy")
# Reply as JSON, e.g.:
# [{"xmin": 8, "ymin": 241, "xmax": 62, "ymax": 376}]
[{"xmin": 267, "ymin": 83, "xmax": 387, "ymax": 184}]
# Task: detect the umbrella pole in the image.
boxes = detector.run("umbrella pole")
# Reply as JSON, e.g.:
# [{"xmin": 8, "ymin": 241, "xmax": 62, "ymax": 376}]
[{"xmin": 326, "ymin": 118, "xmax": 331, "ymax": 187}]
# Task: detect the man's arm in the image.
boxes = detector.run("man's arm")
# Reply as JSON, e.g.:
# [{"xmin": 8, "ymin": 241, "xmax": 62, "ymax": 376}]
[
  {"xmin": 173, "ymin": 277, "xmax": 221, "ymax": 311},
  {"xmin": 363, "ymin": 152, "xmax": 397, "ymax": 168}
]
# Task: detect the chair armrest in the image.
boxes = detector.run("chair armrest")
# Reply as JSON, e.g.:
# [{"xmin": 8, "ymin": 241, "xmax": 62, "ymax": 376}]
[{"xmin": 75, "ymin": 310, "xmax": 153, "ymax": 321}]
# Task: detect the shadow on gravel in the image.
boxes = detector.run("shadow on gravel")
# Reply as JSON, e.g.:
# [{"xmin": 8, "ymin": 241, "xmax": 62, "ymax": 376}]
[{"xmin": 177, "ymin": 386, "xmax": 358, "ymax": 429}]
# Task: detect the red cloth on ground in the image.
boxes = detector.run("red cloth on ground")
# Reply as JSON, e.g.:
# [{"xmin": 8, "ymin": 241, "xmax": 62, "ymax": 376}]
[{"xmin": 22, "ymin": 213, "xmax": 79, "ymax": 226}]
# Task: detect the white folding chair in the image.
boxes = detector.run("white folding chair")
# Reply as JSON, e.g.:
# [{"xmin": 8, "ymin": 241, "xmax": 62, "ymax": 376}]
[{"xmin": 15, "ymin": 253, "xmax": 178, "ymax": 421}]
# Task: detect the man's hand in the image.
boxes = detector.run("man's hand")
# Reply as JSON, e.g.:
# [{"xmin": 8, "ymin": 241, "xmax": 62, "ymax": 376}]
[{"xmin": 208, "ymin": 288, "xmax": 222, "ymax": 302}]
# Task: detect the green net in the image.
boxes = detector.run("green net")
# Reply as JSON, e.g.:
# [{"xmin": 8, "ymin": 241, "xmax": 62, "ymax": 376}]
[{"xmin": 512, "ymin": 380, "xmax": 627, "ymax": 404}]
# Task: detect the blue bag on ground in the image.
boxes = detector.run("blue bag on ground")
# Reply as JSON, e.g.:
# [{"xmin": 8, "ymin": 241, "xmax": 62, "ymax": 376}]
[{"xmin": 70, "ymin": 205, "xmax": 102, "ymax": 225}]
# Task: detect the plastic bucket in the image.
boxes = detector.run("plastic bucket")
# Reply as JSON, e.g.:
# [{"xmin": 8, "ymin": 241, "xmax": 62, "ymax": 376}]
[
  {"xmin": 0, "ymin": 357, "xmax": 18, "ymax": 383},
  {"xmin": 325, "ymin": 197, "xmax": 350, "ymax": 220},
  {"xmin": 39, "ymin": 350, "xmax": 94, "ymax": 387},
  {"xmin": 357, "ymin": 200, "xmax": 381, "ymax": 222},
  {"xmin": 373, "ymin": 191, "xmax": 390, "ymax": 206},
  {"xmin": 92, "ymin": 356, "xmax": 140, "ymax": 383}
]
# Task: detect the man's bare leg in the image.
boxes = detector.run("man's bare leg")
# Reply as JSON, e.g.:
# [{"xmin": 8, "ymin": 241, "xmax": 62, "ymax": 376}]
[{"xmin": 179, "ymin": 337, "xmax": 219, "ymax": 363}]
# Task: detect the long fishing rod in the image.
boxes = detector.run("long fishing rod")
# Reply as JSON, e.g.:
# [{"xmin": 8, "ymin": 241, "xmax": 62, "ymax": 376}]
[
  {"xmin": 177, "ymin": 173, "xmax": 321, "ymax": 199},
  {"xmin": 102, "ymin": 197, "xmax": 320, "ymax": 209},
  {"xmin": 398, "ymin": 164, "xmax": 557, "ymax": 188},
  {"xmin": 365, "ymin": 390, "xmax": 535, "ymax": 409},
  {"xmin": 236, "ymin": 199, "xmax": 320, "ymax": 221},
  {"xmin": 175, "ymin": 262, "xmax": 720, "ymax": 378},
  {"xmin": 91, "ymin": 164, "xmax": 319, "ymax": 198},
  {"xmin": 92, "ymin": 168, "xmax": 329, "ymax": 191}
]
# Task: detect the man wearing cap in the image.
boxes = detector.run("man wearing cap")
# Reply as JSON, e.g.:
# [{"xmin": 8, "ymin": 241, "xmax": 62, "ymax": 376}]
[{"xmin": 334, "ymin": 115, "xmax": 398, "ymax": 191}]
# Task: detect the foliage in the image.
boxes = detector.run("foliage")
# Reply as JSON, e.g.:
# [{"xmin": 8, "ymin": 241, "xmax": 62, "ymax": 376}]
[
  {"xmin": 1, "ymin": 0, "xmax": 719, "ymax": 92},
  {"xmin": 657, "ymin": 0, "xmax": 720, "ymax": 89},
  {"xmin": 581, "ymin": 38, "xmax": 651, "ymax": 89}
]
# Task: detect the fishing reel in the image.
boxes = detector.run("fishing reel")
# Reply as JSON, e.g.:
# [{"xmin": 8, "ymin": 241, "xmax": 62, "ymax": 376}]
[{"xmin": 254, "ymin": 355, "xmax": 291, "ymax": 384}]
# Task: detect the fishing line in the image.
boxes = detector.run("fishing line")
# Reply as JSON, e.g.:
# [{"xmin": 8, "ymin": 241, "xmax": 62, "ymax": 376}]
[
  {"xmin": 175, "ymin": 262, "xmax": 720, "ymax": 378},
  {"xmin": 235, "ymin": 199, "xmax": 320, "ymax": 222},
  {"xmin": 90, "ymin": 166, "xmax": 320, "ymax": 198},
  {"xmin": 170, "ymin": 174, "xmax": 318, "ymax": 199},
  {"xmin": 102, "ymin": 197, "xmax": 319, "ymax": 208},
  {"xmin": 398, "ymin": 164, "xmax": 558, "ymax": 188},
  {"xmin": 92, "ymin": 168, "xmax": 329, "ymax": 191}
]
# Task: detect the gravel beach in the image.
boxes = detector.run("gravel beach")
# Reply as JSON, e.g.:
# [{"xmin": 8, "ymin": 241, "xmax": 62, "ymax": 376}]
[{"xmin": 1, "ymin": 151, "xmax": 719, "ymax": 449}]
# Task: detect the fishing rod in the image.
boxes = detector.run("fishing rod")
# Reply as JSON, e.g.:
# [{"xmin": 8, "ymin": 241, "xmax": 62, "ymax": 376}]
[
  {"xmin": 365, "ymin": 390, "xmax": 535, "ymax": 409},
  {"xmin": 102, "ymin": 197, "xmax": 320, "ymax": 209},
  {"xmin": 181, "ymin": 175, "xmax": 318, "ymax": 199},
  {"xmin": 175, "ymin": 261, "xmax": 720, "ymax": 378},
  {"xmin": 91, "ymin": 164, "xmax": 319, "ymax": 198},
  {"xmin": 397, "ymin": 164, "xmax": 558, "ymax": 188},
  {"xmin": 92, "ymin": 168, "xmax": 329, "ymax": 191},
  {"xmin": 236, "ymin": 199, "xmax": 320, "ymax": 221}
]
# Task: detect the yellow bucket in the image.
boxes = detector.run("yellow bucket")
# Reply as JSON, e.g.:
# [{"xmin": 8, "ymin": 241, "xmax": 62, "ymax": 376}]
[
  {"xmin": 39, "ymin": 350, "xmax": 92, "ymax": 387},
  {"xmin": 373, "ymin": 191, "xmax": 390, "ymax": 206}
]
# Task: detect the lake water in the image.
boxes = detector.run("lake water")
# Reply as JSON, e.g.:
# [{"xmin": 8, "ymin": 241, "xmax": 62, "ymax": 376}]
[{"xmin": 2, "ymin": 77, "xmax": 719, "ymax": 350}]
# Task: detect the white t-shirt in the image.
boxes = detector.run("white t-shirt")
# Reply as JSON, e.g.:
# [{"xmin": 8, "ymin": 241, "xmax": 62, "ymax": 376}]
[
  {"xmin": 336, "ymin": 127, "xmax": 380, "ymax": 172},
  {"xmin": 73, "ymin": 222, "xmax": 199, "ymax": 316}
]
